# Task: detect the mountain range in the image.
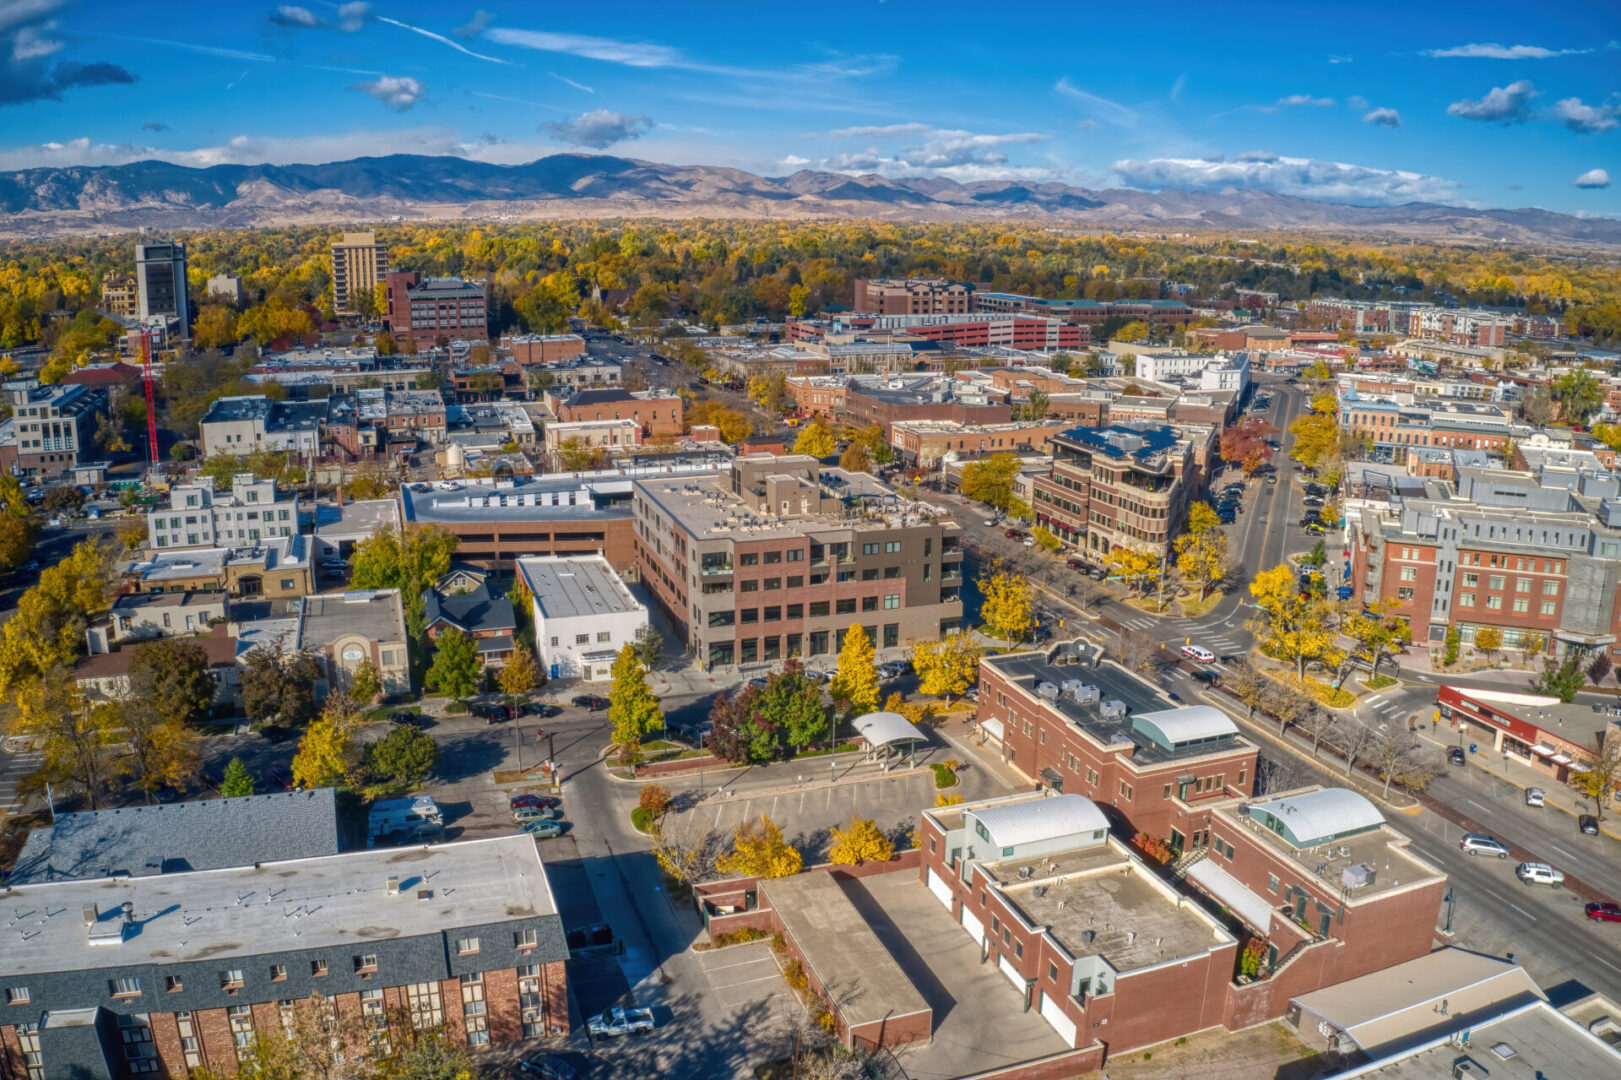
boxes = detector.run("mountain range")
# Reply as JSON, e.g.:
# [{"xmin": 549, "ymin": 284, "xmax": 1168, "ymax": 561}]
[{"xmin": 1, "ymin": 153, "xmax": 1617, "ymax": 247}]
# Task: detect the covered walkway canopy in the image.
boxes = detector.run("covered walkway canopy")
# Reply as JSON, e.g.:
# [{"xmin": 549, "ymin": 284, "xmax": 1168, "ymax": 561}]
[{"xmin": 851, "ymin": 711, "xmax": 928, "ymax": 766}]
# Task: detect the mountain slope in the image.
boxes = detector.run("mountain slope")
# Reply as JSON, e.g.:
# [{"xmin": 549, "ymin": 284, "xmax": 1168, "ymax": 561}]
[{"xmin": 0, "ymin": 153, "xmax": 1615, "ymax": 247}]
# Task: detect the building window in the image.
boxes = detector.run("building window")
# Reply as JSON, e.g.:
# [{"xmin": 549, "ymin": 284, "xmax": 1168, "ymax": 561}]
[
  {"xmin": 575, "ymin": 633, "xmax": 589, "ymax": 645},
  {"xmin": 1541, "ymin": 600, "xmax": 1557, "ymax": 615},
  {"xmin": 1397, "ymin": 587, "xmax": 1415, "ymax": 600},
  {"xmin": 461, "ymin": 973, "xmax": 488, "ymax": 1046},
  {"xmin": 1544, "ymin": 580, "xmax": 1560, "ymax": 595},
  {"xmin": 515, "ymin": 928, "xmax": 538, "ymax": 949},
  {"xmin": 228, "ymin": 1005, "xmax": 255, "ymax": 1049},
  {"xmin": 111, "ymin": 977, "xmax": 142, "ymax": 997},
  {"xmin": 862, "ymin": 543, "xmax": 879, "ymax": 555},
  {"xmin": 883, "ymin": 593, "xmax": 900, "ymax": 610},
  {"xmin": 119, "ymin": 1013, "xmax": 159, "ymax": 1074},
  {"xmin": 596, "ymin": 631, "xmax": 611, "ymax": 643},
  {"xmin": 311, "ymin": 959, "xmax": 328, "ymax": 977},
  {"xmin": 175, "ymin": 1012, "xmax": 202, "ymax": 1069},
  {"xmin": 885, "ymin": 541, "xmax": 902, "ymax": 554},
  {"xmin": 739, "ymin": 553, "xmax": 759, "ymax": 566},
  {"xmin": 1267, "ymin": 874, "xmax": 1279, "ymax": 894},
  {"xmin": 1513, "ymin": 598, "xmax": 1529, "ymax": 613},
  {"xmin": 5, "ymin": 987, "xmax": 28, "ymax": 1005},
  {"xmin": 1459, "ymin": 592, "xmax": 1475, "ymax": 607},
  {"xmin": 1462, "ymin": 573, "xmax": 1478, "ymax": 587},
  {"xmin": 354, "ymin": 954, "xmax": 378, "ymax": 973},
  {"xmin": 164, "ymin": 975, "xmax": 182, "ymax": 993},
  {"xmin": 456, "ymin": 936, "xmax": 480, "ymax": 955},
  {"xmin": 1489, "ymin": 575, "xmax": 1505, "ymax": 590},
  {"xmin": 406, "ymin": 982, "xmax": 443, "ymax": 1029},
  {"xmin": 519, "ymin": 963, "xmax": 548, "ymax": 1038},
  {"xmin": 1399, "ymin": 567, "xmax": 1416, "ymax": 582},
  {"xmin": 1486, "ymin": 595, "xmax": 1502, "ymax": 610}
]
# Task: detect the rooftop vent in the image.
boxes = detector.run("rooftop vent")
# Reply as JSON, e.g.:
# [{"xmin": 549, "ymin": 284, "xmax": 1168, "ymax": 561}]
[{"xmin": 386, "ymin": 876, "xmax": 399, "ymax": 896}]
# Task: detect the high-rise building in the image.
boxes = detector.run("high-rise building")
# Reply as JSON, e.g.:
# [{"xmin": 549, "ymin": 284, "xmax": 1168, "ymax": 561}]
[
  {"xmin": 330, "ymin": 230, "xmax": 389, "ymax": 315},
  {"xmin": 135, "ymin": 240, "xmax": 189, "ymax": 327}
]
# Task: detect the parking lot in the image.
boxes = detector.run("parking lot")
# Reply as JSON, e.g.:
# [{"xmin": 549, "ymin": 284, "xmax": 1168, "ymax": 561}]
[{"xmin": 695, "ymin": 940, "xmax": 794, "ymax": 1014}]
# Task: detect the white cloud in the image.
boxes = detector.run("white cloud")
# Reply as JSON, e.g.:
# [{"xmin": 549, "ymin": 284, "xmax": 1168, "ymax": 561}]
[
  {"xmin": 1573, "ymin": 168, "xmax": 1612, "ymax": 189},
  {"xmin": 1276, "ymin": 94, "xmax": 1335, "ymax": 107},
  {"xmin": 1347, "ymin": 95, "xmax": 1369, "ymax": 110},
  {"xmin": 816, "ymin": 124, "xmax": 1051, "ymax": 174},
  {"xmin": 1112, "ymin": 154, "xmax": 1462, "ymax": 205},
  {"xmin": 336, "ymin": 3, "xmax": 371, "ymax": 33},
  {"xmin": 269, "ymin": 5, "xmax": 324, "ymax": 29},
  {"xmin": 1553, "ymin": 96, "xmax": 1620, "ymax": 134},
  {"xmin": 375, "ymin": 15, "xmax": 507, "ymax": 64},
  {"xmin": 0, "ymin": 128, "xmax": 556, "ymax": 171},
  {"xmin": 540, "ymin": 108, "xmax": 653, "ymax": 149},
  {"xmin": 548, "ymin": 71, "xmax": 594, "ymax": 94},
  {"xmin": 1328, "ymin": 54, "xmax": 1353, "ymax": 64},
  {"xmin": 1053, "ymin": 77, "xmax": 1138, "ymax": 124},
  {"xmin": 779, "ymin": 155, "xmax": 811, "ymax": 167},
  {"xmin": 1423, "ymin": 43, "xmax": 1588, "ymax": 59},
  {"xmin": 485, "ymin": 28, "xmax": 686, "ymax": 68},
  {"xmin": 350, "ymin": 75, "xmax": 424, "ymax": 112},
  {"xmin": 1363, "ymin": 107, "xmax": 1401, "ymax": 128},
  {"xmin": 827, "ymin": 123, "xmax": 933, "ymax": 138},
  {"xmin": 454, "ymin": 9, "xmax": 495, "ymax": 38},
  {"xmin": 1447, "ymin": 80, "xmax": 1536, "ymax": 124}
]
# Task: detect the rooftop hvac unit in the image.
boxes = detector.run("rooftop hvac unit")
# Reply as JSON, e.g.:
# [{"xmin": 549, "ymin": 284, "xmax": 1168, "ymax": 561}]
[
  {"xmin": 1099, "ymin": 699, "xmax": 1127, "ymax": 719},
  {"xmin": 1036, "ymin": 681, "xmax": 1060, "ymax": 700},
  {"xmin": 1065, "ymin": 682, "xmax": 1100, "ymax": 705},
  {"xmin": 1341, "ymin": 863, "xmax": 1377, "ymax": 889}
]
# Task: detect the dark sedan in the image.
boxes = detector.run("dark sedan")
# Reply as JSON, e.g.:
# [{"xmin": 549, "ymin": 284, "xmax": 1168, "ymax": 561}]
[{"xmin": 572, "ymin": 694, "xmax": 609, "ymax": 711}]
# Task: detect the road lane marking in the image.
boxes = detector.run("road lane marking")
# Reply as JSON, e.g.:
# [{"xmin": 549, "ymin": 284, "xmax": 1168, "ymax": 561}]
[
  {"xmin": 1505, "ymin": 901, "xmax": 1537, "ymax": 922},
  {"xmin": 1596, "ymin": 955, "xmax": 1621, "ymax": 975},
  {"xmin": 1546, "ymin": 843, "xmax": 1575, "ymax": 860},
  {"xmin": 1467, "ymin": 799, "xmax": 1493, "ymax": 814}
]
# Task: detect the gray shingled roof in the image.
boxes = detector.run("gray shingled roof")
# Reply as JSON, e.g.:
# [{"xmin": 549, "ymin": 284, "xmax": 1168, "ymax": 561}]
[{"xmin": 8, "ymin": 788, "xmax": 341, "ymax": 884}]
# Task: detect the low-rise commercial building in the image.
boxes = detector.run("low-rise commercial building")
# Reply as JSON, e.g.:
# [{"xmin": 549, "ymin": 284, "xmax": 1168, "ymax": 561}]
[
  {"xmin": 89, "ymin": 590, "xmax": 228, "ymax": 652},
  {"xmin": 632, "ymin": 455, "xmax": 964, "ymax": 666},
  {"xmin": 518, "ymin": 554, "xmax": 648, "ymax": 681},
  {"xmin": 552, "ymin": 388, "xmax": 684, "ymax": 439},
  {"xmin": 401, "ymin": 475, "xmax": 637, "ymax": 571},
  {"xmin": 0, "ymin": 379, "xmax": 110, "ymax": 479},
  {"xmin": 120, "ymin": 536, "xmax": 314, "ymax": 598},
  {"xmin": 505, "ymin": 334, "xmax": 585, "ymax": 365},
  {"xmin": 889, "ymin": 419, "xmax": 1071, "ymax": 469},
  {"xmin": 1032, "ymin": 423, "xmax": 1210, "ymax": 558},
  {"xmin": 199, "ymin": 395, "xmax": 324, "ymax": 457},
  {"xmin": 296, "ymin": 589, "xmax": 413, "ymax": 698},
  {"xmin": 1436, "ymin": 684, "xmax": 1620, "ymax": 797}
]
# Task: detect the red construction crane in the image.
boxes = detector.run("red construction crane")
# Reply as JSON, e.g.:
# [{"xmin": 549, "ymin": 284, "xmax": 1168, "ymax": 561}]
[{"xmin": 139, "ymin": 329, "xmax": 160, "ymax": 469}]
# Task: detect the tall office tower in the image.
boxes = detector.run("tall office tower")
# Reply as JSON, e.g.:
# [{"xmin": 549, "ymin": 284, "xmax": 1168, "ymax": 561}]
[
  {"xmin": 135, "ymin": 240, "xmax": 190, "ymax": 327},
  {"xmin": 331, "ymin": 230, "xmax": 390, "ymax": 314}
]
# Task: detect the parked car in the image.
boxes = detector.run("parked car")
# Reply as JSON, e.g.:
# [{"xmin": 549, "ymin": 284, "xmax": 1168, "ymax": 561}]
[
  {"xmin": 1180, "ymin": 644, "xmax": 1216, "ymax": 663},
  {"xmin": 573, "ymin": 694, "xmax": 609, "ymax": 711},
  {"xmin": 1516, "ymin": 861, "xmax": 1565, "ymax": 887},
  {"xmin": 524, "ymin": 703, "xmax": 563, "ymax": 718},
  {"xmin": 587, "ymin": 1007, "xmax": 655, "ymax": 1038},
  {"xmin": 1524, "ymin": 787, "xmax": 1545, "ymax": 807},
  {"xmin": 1585, "ymin": 901, "xmax": 1621, "ymax": 923},
  {"xmin": 1580, "ymin": 814, "xmax": 1601, "ymax": 835},
  {"xmin": 510, "ymin": 794, "xmax": 559, "ymax": 811},
  {"xmin": 1460, "ymin": 833, "xmax": 1510, "ymax": 858},
  {"xmin": 1448, "ymin": 747, "xmax": 1467, "ymax": 766},
  {"xmin": 521, "ymin": 819, "xmax": 565, "ymax": 840},
  {"xmin": 1004, "ymin": 528, "xmax": 1025, "ymax": 540},
  {"xmin": 478, "ymin": 704, "xmax": 512, "ymax": 724},
  {"xmin": 747, "ymin": 676, "xmax": 770, "ymax": 688},
  {"xmin": 513, "ymin": 807, "xmax": 560, "ymax": 825},
  {"xmin": 389, "ymin": 711, "xmax": 424, "ymax": 726},
  {"xmin": 1266, "ymin": 475, "xmax": 1277, "ymax": 485},
  {"xmin": 518, "ymin": 1051, "xmax": 577, "ymax": 1079},
  {"xmin": 319, "ymin": 558, "xmax": 348, "ymax": 572},
  {"xmin": 261, "ymin": 724, "xmax": 292, "ymax": 743},
  {"xmin": 1191, "ymin": 670, "xmax": 1221, "ymax": 686}
]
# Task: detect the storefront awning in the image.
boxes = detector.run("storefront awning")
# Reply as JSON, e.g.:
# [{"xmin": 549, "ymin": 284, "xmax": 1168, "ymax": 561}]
[
  {"xmin": 981, "ymin": 716, "xmax": 1005, "ymax": 741},
  {"xmin": 1551, "ymin": 753, "xmax": 1574, "ymax": 765},
  {"xmin": 1531, "ymin": 744, "xmax": 1557, "ymax": 757}
]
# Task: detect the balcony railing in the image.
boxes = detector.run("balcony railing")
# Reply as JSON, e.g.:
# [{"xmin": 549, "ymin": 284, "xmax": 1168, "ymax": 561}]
[{"xmin": 700, "ymin": 562, "xmax": 733, "ymax": 576}]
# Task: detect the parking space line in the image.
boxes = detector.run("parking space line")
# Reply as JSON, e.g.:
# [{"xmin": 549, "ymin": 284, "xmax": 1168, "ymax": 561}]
[{"xmin": 700, "ymin": 955, "xmax": 777, "ymax": 974}]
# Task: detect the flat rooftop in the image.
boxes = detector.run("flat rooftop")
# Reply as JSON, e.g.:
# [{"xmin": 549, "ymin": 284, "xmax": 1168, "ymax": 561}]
[
  {"xmin": 636, "ymin": 467, "xmax": 922, "ymax": 542},
  {"xmin": 314, "ymin": 498, "xmax": 401, "ymax": 537},
  {"xmin": 111, "ymin": 589, "xmax": 221, "ymax": 612},
  {"xmin": 762, "ymin": 872, "xmax": 930, "ymax": 1030},
  {"xmin": 3, "ymin": 835, "xmax": 556, "ymax": 977},
  {"xmin": 995, "ymin": 844, "xmax": 1228, "ymax": 972},
  {"xmin": 984, "ymin": 652, "xmax": 1248, "ymax": 767},
  {"xmin": 519, "ymin": 556, "xmax": 643, "ymax": 621},
  {"xmin": 401, "ymin": 477, "xmax": 634, "ymax": 524},
  {"xmin": 299, "ymin": 589, "xmax": 405, "ymax": 645},
  {"xmin": 1339, "ymin": 1000, "xmax": 1621, "ymax": 1080},
  {"xmin": 1213, "ymin": 800, "xmax": 1440, "ymax": 900}
]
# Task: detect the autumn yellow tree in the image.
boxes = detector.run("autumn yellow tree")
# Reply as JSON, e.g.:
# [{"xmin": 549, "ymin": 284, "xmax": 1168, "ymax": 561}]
[
  {"xmin": 1106, "ymin": 545, "xmax": 1161, "ymax": 598},
  {"xmin": 1247, "ymin": 564, "xmax": 1341, "ymax": 678},
  {"xmin": 1289, "ymin": 412, "xmax": 1339, "ymax": 469},
  {"xmin": 829, "ymin": 623, "xmax": 880, "ymax": 714},
  {"xmin": 716, "ymin": 815, "xmax": 803, "ymax": 878},
  {"xmin": 980, "ymin": 565, "xmax": 1035, "ymax": 642},
  {"xmin": 1174, "ymin": 503, "xmax": 1230, "ymax": 601},
  {"xmin": 827, "ymin": 814, "xmax": 895, "ymax": 865},
  {"xmin": 1115, "ymin": 320, "xmax": 1149, "ymax": 342},
  {"xmin": 794, "ymin": 420, "xmax": 837, "ymax": 458},
  {"xmin": 911, "ymin": 631, "xmax": 983, "ymax": 703}
]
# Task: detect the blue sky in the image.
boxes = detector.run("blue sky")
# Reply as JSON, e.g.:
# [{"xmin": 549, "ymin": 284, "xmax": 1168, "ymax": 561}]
[{"xmin": 2, "ymin": 0, "xmax": 1617, "ymax": 213}]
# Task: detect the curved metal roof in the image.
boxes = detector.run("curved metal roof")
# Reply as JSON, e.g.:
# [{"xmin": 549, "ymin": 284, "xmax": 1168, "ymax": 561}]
[
  {"xmin": 969, "ymin": 794, "xmax": 1109, "ymax": 849},
  {"xmin": 1131, "ymin": 705, "xmax": 1238, "ymax": 748},
  {"xmin": 1247, "ymin": 789, "xmax": 1384, "ymax": 848},
  {"xmin": 851, "ymin": 711, "xmax": 926, "ymax": 747}
]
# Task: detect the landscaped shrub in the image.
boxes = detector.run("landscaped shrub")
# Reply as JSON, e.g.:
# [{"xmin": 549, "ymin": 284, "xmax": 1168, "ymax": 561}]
[{"xmin": 630, "ymin": 807, "xmax": 653, "ymax": 833}]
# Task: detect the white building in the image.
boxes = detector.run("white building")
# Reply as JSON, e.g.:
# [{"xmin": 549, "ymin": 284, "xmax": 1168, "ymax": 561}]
[
  {"xmin": 1132, "ymin": 350, "xmax": 1250, "ymax": 393},
  {"xmin": 148, "ymin": 473, "xmax": 299, "ymax": 550},
  {"xmin": 518, "ymin": 555, "xmax": 648, "ymax": 682}
]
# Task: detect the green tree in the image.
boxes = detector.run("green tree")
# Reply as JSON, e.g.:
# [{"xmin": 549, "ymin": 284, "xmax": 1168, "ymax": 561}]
[
  {"xmin": 760, "ymin": 663, "xmax": 829, "ymax": 751},
  {"xmin": 349, "ymin": 524, "xmax": 460, "ymax": 640},
  {"xmin": 1532, "ymin": 654, "xmax": 1587, "ymax": 702},
  {"xmin": 425, "ymin": 628, "xmax": 481, "ymax": 700},
  {"xmin": 1573, "ymin": 729, "xmax": 1621, "ymax": 823},
  {"xmin": 239, "ymin": 642, "xmax": 322, "ymax": 724},
  {"xmin": 362, "ymin": 725, "xmax": 441, "ymax": 788},
  {"xmin": 1555, "ymin": 367, "xmax": 1603, "ymax": 426},
  {"xmin": 829, "ymin": 623, "xmax": 880, "ymax": 715},
  {"xmin": 609, "ymin": 643, "xmax": 664, "ymax": 757},
  {"xmin": 347, "ymin": 659, "xmax": 381, "ymax": 706},
  {"xmin": 634, "ymin": 625, "xmax": 664, "ymax": 667},
  {"xmin": 220, "ymin": 756, "xmax": 255, "ymax": 798},
  {"xmin": 960, "ymin": 453, "xmax": 1021, "ymax": 511},
  {"xmin": 794, "ymin": 421, "xmax": 837, "ymax": 458}
]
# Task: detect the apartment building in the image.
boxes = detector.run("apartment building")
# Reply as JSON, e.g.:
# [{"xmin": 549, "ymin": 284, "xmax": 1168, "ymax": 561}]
[
  {"xmin": 842, "ymin": 377, "xmax": 1012, "ymax": 435},
  {"xmin": 836, "ymin": 313, "xmax": 1088, "ymax": 351},
  {"xmin": 0, "ymin": 379, "xmax": 110, "ymax": 479},
  {"xmin": 632, "ymin": 455, "xmax": 965, "ymax": 667},
  {"xmin": 199, "ymin": 395, "xmax": 325, "ymax": 457},
  {"xmin": 330, "ymin": 231, "xmax": 389, "ymax": 314},
  {"xmin": 147, "ymin": 474, "xmax": 299, "ymax": 550},
  {"xmin": 400, "ymin": 474, "xmax": 638, "ymax": 571},
  {"xmin": 100, "ymin": 271, "xmax": 139, "ymax": 318},
  {"xmin": 1338, "ymin": 395, "xmax": 1521, "ymax": 460},
  {"xmin": 1416, "ymin": 309, "xmax": 1510, "ymax": 348},
  {"xmin": 1347, "ymin": 464, "xmax": 1621, "ymax": 658},
  {"xmin": 384, "ymin": 272, "xmax": 488, "ymax": 347},
  {"xmin": 1132, "ymin": 350, "xmax": 1251, "ymax": 393},
  {"xmin": 0, "ymin": 830, "xmax": 567, "ymax": 1077},
  {"xmin": 205, "ymin": 273, "xmax": 243, "ymax": 306},
  {"xmin": 135, "ymin": 240, "xmax": 189, "ymax": 327},
  {"xmin": 973, "ymin": 293, "xmax": 1195, "ymax": 327},
  {"xmin": 519, "ymin": 554, "xmax": 649, "ymax": 682},
  {"xmin": 1032, "ymin": 423, "xmax": 1209, "ymax": 558},
  {"xmin": 852, "ymin": 277, "xmax": 973, "ymax": 315}
]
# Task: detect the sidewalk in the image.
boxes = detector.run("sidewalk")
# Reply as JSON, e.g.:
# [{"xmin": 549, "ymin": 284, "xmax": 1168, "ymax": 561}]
[{"xmin": 1414, "ymin": 723, "xmax": 1621, "ymax": 842}]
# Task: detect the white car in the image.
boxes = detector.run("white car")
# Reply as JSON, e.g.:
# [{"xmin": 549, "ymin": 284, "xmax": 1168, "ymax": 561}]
[
  {"xmin": 1524, "ymin": 787, "xmax": 1545, "ymax": 807},
  {"xmin": 1516, "ymin": 861, "xmax": 1565, "ymax": 887},
  {"xmin": 1180, "ymin": 645, "xmax": 1216, "ymax": 664},
  {"xmin": 588, "ymin": 1006, "xmax": 654, "ymax": 1038}
]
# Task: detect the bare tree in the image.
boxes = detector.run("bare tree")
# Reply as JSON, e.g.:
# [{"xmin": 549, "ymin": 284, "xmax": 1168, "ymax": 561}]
[
  {"xmin": 1255, "ymin": 752, "xmax": 1316, "ymax": 796},
  {"xmin": 1113, "ymin": 627, "xmax": 1164, "ymax": 674},
  {"xmin": 650, "ymin": 815, "xmax": 724, "ymax": 887},
  {"xmin": 1338, "ymin": 719, "xmax": 1379, "ymax": 778},
  {"xmin": 1266, "ymin": 681, "xmax": 1314, "ymax": 739},
  {"xmin": 1296, "ymin": 705, "xmax": 1340, "ymax": 756},
  {"xmin": 1367, "ymin": 727, "xmax": 1439, "ymax": 799},
  {"xmin": 1572, "ymin": 725, "xmax": 1621, "ymax": 822}
]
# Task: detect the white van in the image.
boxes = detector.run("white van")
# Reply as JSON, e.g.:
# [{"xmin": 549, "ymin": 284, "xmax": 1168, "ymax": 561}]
[
  {"xmin": 1460, "ymin": 833, "xmax": 1510, "ymax": 858},
  {"xmin": 1516, "ymin": 862, "xmax": 1565, "ymax": 887}
]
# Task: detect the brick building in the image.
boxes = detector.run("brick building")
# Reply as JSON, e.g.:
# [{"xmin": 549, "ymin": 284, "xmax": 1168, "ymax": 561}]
[
  {"xmin": 0, "ymin": 379, "xmax": 110, "ymax": 480},
  {"xmin": 1416, "ymin": 309, "xmax": 1510, "ymax": 348},
  {"xmin": 1436, "ymin": 684, "xmax": 1621, "ymax": 797},
  {"xmin": 853, "ymin": 277, "xmax": 973, "ymax": 315},
  {"xmin": 837, "ymin": 313, "xmax": 1087, "ymax": 351},
  {"xmin": 100, "ymin": 272, "xmax": 140, "ymax": 318},
  {"xmin": 632, "ymin": 456, "xmax": 964, "ymax": 667},
  {"xmin": 1031, "ymin": 423, "xmax": 1210, "ymax": 558},
  {"xmin": 0, "ymin": 805, "xmax": 566, "ymax": 1079},
  {"xmin": 504, "ymin": 334, "xmax": 586, "ymax": 365},
  {"xmin": 889, "ymin": 419, "xmax": 1072, "ymax": 469},
  {"xmin": 785, "ymin": 375, "xmax": 848, "ymax": 417},
  {"xmin": 401, "ymin": 474, "xmax": 638, "ymax": 572},
  {"xmin": 842, "ymin": 381, "xmax": 1012, "ymax": 436},
  {"xmin": 384, "ymin": 272, "xmax": 488, "ymax": 347},
  {"xmin": 975, "ymin": 653, "xmax": 1258, "ymax": 842},
  {"xmin": 552, "ymin": 388, "xmax": 684, "ymax": 440},
  {"xmin": 1336, "ymin": 397, "xmax": 1519, "ymax": 460}
]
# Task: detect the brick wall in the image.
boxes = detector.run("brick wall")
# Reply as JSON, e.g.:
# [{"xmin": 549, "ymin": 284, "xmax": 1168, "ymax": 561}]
[
  {"xmin": 148, "ymin": 1011, "xmax": 187, "ymax": 1077},
  {"xmin": 961, "ymin": 1044, "xmax": 1106, "ymax": 1080},
  {"xmin": 0, "ymin": 1024, "xmax": 26, "ymax": 1080},
  {"xmin": 195, "ymin": 1006, "xmax": 238, "ymax": 1075},
  {"xmin": 485, "ymin": 967, "xmax": 521, "ymax": 1044},
  {"xmin": 541, "ymin": 960, "xmax": 570, "ymax": 1035},
  {"xmin": 849, "ymin": 1009, "xmax": 931, "ymax": 1051}
]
